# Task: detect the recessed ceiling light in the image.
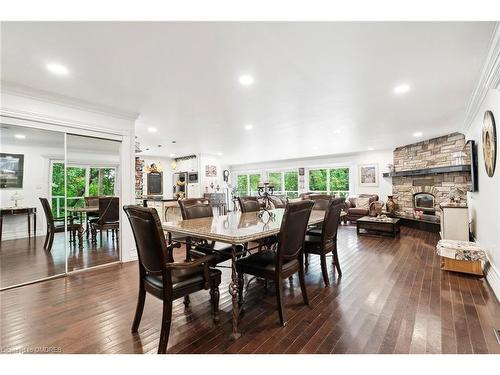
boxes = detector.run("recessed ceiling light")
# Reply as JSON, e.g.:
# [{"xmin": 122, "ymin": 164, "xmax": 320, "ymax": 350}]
[
  {"xmin": 333, "ymin": 129, "xmax": 342, "ymax": 134},
  {"xmin": 172, "ymin": 140, "xmax": 176, "ymax": 144},
  {"xmin": 244, "ymin": 124, "xmax": 253, "ymax": 131},
  {"xmin": 14, "ymin": 134, "xmax": 26, "ymax": 139},
  {"xmin": 157, "ymin": 144, "xmax": 162, "ymax": 148},
  {"xmin": 393, "ymin": 83, "xmax": 411, "ymax": 95},
  {"xmin": 413, "ymin": 131, "xmax": 423, "ymax": 137},
  {"xmin": 147, "ymin": 127, "xmax": 157, "ymax": 133},
  {"xmin": 367, "ymin": 147, "xmax": 374, "ymax": 151},
  {"xmin": 47, "ymin": 63, "xmax": 69, "ymax": 76},
  {"xmin": 217, "ymin": 152, "xmax": 223, "ymax": 156},
  {"xmin": 169, "ymin": 153, "xmax": 176, "ymax": 158},
  {"xmin": 145, "ymin": 148, "xmax": 150, "ymax": 151},
  {"xmin": 238, "ymin": 75, "xmax": 254, "ymax": 86}
]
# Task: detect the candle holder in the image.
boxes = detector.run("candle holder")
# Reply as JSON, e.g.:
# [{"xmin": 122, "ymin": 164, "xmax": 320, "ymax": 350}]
[{"xmin": 257, "ymin": 181, "xmax": 275, "ymax": 219}]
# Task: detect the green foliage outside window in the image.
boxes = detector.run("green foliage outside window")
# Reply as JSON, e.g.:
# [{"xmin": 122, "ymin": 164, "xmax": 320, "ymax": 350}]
[
  {"xmin": 50, "ymin": 163, "xmax": 117, "ymax": 216},
  {"xmin": 268, "ymin": 172, "xmax": 282, "ymax": 193},
  {"xmin": 249, "ymin": 174, "xmax": 261, "ymax": 195},
  {"xmin": 236, "ymin": 175, "xmax": 248, "ymax": 196},
  {"xmin": 89, "ymin": 168, "xmax": 115, "ymax": 196},
  {"xmin": 309, "ymin": 169, "xmax": 327, "ymax": 191},
  {"xmin": 329, "ymin": 168, "xmax": 349, "ymax": 191},
  {"xmin": 284, "ymin": 171, "xmax": 298, "ymax": 198}
]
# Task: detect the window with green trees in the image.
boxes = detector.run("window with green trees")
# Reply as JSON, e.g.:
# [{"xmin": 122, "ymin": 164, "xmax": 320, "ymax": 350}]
[
  {"xmin": 50, "ymin": 162, "xmax": 117, "ymax": 217},
  {"xmin": 284, "ymin": 171, "xmax": 299, "ymax": 198},
  {"xmin": 268, "ymin": 172, "xmax": 282, "ymax": 193},
  {"xmin": 265, "ymin": 170, "xmax": 299, "ymax": 198},
  {"xmin": 308, "ymin": 167, "xmax": 350, "ymax": 196},
  {"xmin": 236, "ymin": 173, "xmax": 261, "ymax": 196},
  {"xmin": 236, "ymin": 174, "xmax": 248, "ymax": 196}
]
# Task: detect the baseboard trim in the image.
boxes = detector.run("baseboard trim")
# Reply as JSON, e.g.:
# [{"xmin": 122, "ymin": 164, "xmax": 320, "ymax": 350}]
[{"xmin": 485, "ymin": 261, "xmax": 500, "ymax": 302}]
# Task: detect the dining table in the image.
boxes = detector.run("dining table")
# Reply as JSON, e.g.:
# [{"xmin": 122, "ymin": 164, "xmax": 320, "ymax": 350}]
[
  {"xmin": 162, "ymin": 208, "xmax": 326, "ymax": 339},
  {"xmin": 67, "ymin": 206, "xmax": 99, "ymax": 238}
]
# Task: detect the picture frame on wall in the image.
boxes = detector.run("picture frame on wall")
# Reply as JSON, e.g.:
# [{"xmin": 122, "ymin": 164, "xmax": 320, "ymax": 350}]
[
  {"xmin": 358, "ymin": 163, "xmax": 378, "ymax": 187},
  {"xmin": 205, "ymin": 165, "xmax": 217, "ymax": 177},
  {"xmin": 0, "ymin": 153, "xmax": 24, "ymax": 189}
]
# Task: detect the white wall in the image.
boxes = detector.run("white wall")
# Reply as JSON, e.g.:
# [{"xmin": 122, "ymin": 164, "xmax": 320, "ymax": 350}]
[
  {"xmin": 1, "ymin": 90, "xmax": 137, "ymax": 262},
  {"xmin": 466, "ymin": 88, "xmax": 500, "ymax": 300},
  {"xmin": 229, "ymin": 149, "xmax": 393, "ymax": 200}
]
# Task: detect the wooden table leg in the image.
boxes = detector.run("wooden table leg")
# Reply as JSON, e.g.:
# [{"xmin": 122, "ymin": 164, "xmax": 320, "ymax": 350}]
[
  {"xmin": 27, "ymin": 211, "xmax": 31, "ymax": 240},
  {"xmin": 0, "ymin": 215, "xmax": 3, "ymax": 242},
  {"xmin": 229, "ymin": 244, "xmax": 241, "ymax": 340},
  {"xmin": 34, "ymin": 210, "xmax": 36, "ymax": 237}
]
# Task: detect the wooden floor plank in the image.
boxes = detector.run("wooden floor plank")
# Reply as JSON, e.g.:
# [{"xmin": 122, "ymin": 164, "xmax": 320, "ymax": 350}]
[{"xmin": 1, "ymin": 225, "xmax": 499, "ymax": 354}]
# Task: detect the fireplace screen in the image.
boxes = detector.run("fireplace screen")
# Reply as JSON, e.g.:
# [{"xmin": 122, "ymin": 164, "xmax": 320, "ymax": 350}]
[{"xmin": 414, "ymin": 193, "xmax": 435, "ymax": 211}]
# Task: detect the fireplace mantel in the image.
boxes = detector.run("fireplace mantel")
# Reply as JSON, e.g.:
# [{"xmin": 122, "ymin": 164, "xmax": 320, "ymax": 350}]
[{"xmin": 382, "ymin": 164, "xmax": 471, "ymax": 178}]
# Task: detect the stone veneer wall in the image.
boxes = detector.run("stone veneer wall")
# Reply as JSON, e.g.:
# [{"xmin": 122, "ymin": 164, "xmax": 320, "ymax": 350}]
[{"xmin": 392, "ymin": 132, "xmax": 472, "ymax": 217}]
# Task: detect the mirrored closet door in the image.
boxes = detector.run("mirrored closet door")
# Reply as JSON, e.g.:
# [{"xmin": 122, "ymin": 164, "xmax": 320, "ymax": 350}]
[
  {"xmin": 65, "ymin": 134, "xmax": 121, "ymax": 272},
  {"xmin": 0, "ymin": 124, "xmax": 66, "ymax": 289}
]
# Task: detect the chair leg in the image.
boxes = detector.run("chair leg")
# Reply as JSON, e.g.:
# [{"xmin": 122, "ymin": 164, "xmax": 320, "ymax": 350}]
[
  {"xmin": 275, "ymin": 277, "xmax": 286, "ymax": 326},
  {"xmin": 210, "ymin": 284, "xmax": 220, "ymax": 323},
  {"xmin": 305, "ymin": 253, "xmax": 309, "ymax": 268},
  {"xmin": 332, "ymin": 249, "xmax": 342, "ymax": 277},
  {"xmin": 43, "ymin": 230, "xmax": 49, "ymax": 249},
  {"xmin": 131, "ymin": 286, "xmax": 146, "ymax": 333},
  {"xmin": 158, "ymin": 300, "xmax": 173, "ymax": 354},
  {"xmin": 183, "ymin": 295, "xmax": 190, "ymax": 308},
  {"xmin": 238, "ymin": 272, "xmax": 244, "ymax": 307},
  {"xmin": 47, "ymin": 231, "xmax": 55, "ymax": 252},
  {"xmin": 299, "ymin": 257, "xmax": 309, "ymax": 305},
  {"xmin": 320, "ymin": 253, "xmax": 330, "ymax": 287}
]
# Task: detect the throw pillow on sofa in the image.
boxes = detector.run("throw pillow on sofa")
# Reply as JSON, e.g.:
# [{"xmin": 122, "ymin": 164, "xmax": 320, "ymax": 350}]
[{"xmin": 355, "ymin": 197, "xmax": 371, "ymax": 210}]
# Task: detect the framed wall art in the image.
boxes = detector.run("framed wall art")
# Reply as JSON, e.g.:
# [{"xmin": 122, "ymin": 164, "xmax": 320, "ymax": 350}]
[
  {"xmin": 0, "ymin": 153, "xmax": 24, "ymax": 189},
  {"xmin": 358, "ymin": 163, "xmax": 378, "ymax": 187}
]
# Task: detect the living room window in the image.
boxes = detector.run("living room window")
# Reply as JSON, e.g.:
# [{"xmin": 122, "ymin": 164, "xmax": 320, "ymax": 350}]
[
  {"xmin": 236, "ymin": 173, "xmax": 261, "ymax": 196},
  {"xmin": 266, "ymin": 170, "xmax": 299, "ymax": 198},
  {"xmin": 308, "ymin": 167, "xmax": 350, "ymax": 197}
]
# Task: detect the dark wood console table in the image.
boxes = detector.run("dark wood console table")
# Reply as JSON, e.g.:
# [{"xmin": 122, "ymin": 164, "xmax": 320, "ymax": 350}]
[{"xmin": 0, "ymin": 207, "xmax": 37, "ymax": 242}]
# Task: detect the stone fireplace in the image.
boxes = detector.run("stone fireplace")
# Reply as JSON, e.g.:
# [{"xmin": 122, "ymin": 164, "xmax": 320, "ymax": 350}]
[{"xmin": 390, "ymin": 132, "xmax": 472, "ymax": 218}]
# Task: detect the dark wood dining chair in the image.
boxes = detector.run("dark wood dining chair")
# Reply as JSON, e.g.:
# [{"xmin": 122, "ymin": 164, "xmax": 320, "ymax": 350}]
[
  {"xmin": 304, "ymin": 198, "xmax": 344, "ymax": 286},
  {"xmin": 238, "ymin": 196, "xmax": 277, "ymax": 251},
  {"xmin": 236, "ymin": 200, "xmax": 314, "ymax": 326},
  {"xmin": 123, "ymin": 205, "xmax": 221, "ymax": 354},
  {"xmin": 84, "ymin": 196, "xmax": 100, "ymax": 236},
  {"xmin": 237, "ymin": 196, "xmax": 261, "ymax": 213},
  {"xmin": 307, "ymin": 194, "xmax": 333, "ymax": 210},
  {"xmin": 39, "ymin": 197, "xmax": 82, "ymax": 251},
  {"xmin": 90, "ymin": 197, "xmax": 119, "ymax": 244},
  {"xmin": 178, "ymin": 198, "xmax": 242, "ymax": 265}
]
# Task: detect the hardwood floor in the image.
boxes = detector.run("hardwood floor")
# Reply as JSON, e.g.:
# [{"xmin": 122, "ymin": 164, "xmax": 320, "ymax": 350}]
[
  {"xmin": 0, "ymin": 231, "xmax": 120, "ymax": 289},
  {"xmin": 1, "ymin": 225, "xmax": 499, "ymax": 354}
]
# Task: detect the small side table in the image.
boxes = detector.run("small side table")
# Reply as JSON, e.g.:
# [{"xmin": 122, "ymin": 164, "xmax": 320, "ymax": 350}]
[{"xmin": 0, "ymin": 207, "xmax": 37, "ymax": 242}]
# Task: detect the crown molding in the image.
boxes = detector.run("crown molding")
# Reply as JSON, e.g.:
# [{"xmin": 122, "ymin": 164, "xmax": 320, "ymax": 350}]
[
  {"xmin": 463, "ymin": 22, "xmax": 500, "ymax": 132},
  {"xmin": 0, "ymin": 81, "xmax": 139, "ymax": 122}
]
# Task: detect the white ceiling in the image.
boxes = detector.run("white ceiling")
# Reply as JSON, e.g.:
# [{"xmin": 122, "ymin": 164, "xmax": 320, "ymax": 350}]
[{"xmin": 0, "ymin": 22, "xmax": 495, "ymax": 165}]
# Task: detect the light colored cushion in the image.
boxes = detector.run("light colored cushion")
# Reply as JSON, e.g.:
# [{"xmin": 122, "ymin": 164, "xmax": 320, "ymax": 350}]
[{"xmin": 356, "ymin": 197, "xmax": 371, "ymax": 210}]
